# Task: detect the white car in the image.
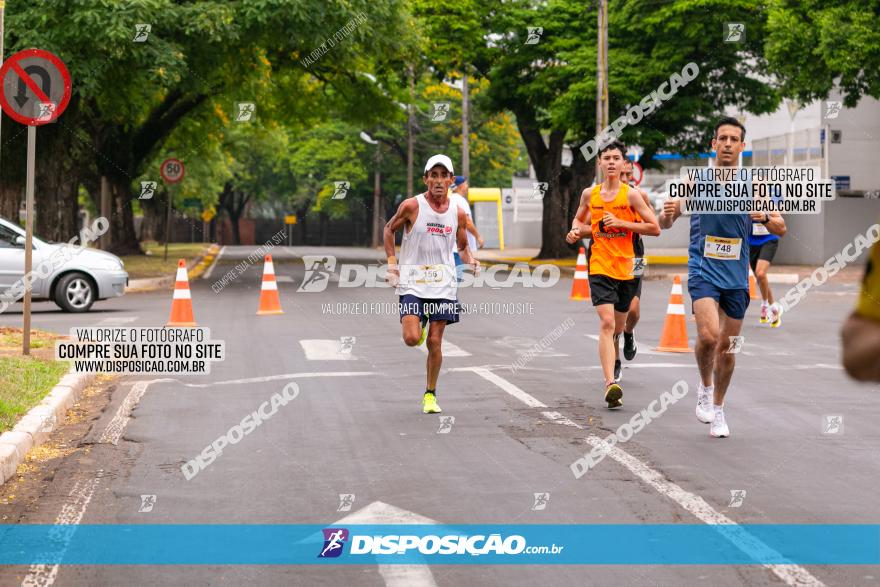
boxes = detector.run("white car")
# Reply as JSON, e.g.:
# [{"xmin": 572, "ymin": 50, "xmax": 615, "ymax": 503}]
[{"xmin": 0, "ymin": 217, "xmax": 128, "ymax": 312}]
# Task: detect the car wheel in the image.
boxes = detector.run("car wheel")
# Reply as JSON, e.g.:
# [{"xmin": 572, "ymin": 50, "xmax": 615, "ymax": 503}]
[{"xmin": 54, "ymin": 272, "xmax": 96, "ymax": 312}]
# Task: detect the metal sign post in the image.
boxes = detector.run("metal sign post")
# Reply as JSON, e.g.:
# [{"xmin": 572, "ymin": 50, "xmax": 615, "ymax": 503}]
[
  {"xmin": 22, "ymin": 125, "xmax": 35, "ymax": 354},
  {"xmin": 0, "ymin": 48, "xmax": 71, "ymax": 355},
  {"xmin": 160, "ymin": 157, "xmax": 185, "ymax": 261}
]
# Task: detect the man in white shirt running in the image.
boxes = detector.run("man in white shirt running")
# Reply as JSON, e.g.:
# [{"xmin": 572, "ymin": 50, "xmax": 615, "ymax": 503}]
[{"xmin": 384, "ymin": 154, "xmax": 479, "ymax": 414}]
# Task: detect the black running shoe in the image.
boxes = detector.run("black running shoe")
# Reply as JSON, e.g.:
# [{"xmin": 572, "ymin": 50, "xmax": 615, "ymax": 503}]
[
  {"xmin": 613, "ymin": 359, "xmax": 622, "ymax": 382},
  {"xmin": 623, "ymin": 331, "xmax": 637, "ymax": 361}
]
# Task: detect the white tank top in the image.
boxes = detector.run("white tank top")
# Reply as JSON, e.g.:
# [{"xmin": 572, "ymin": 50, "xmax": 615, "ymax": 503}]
[{"xmin": 396, "ymin": 193, "xmax": 458, "ymax": 300}]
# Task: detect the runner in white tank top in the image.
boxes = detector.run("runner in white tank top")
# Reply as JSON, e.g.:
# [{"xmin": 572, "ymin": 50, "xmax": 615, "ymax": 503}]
[{"xmin": 383, "ymin": 154, "xmax": 478, "ymax": 414}]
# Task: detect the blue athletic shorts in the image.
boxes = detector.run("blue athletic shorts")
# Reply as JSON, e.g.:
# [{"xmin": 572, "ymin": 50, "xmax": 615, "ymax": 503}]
[
  {"xmin": 399, "ymin": 294, "xmax": 460, "ymax": 324},
  {"xmin": 687, "ymin": 274, "xmax": 750, "ymax": 320}
]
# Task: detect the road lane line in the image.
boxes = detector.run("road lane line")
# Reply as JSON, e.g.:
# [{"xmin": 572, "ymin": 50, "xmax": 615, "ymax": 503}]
[
  {"xmin": 460, "ymin": 366, "xmax": 546, "ymax": 408},
  {"xmin": 300, "ymin": 339, "xmax": 358, "ymax": 360},
  {"xmin": 97, "ymin": 316, "xmax": 138, "ymax": 326},
  {"xmin": 21, "ymin": 473, "xmax": 102, "ymax": 587},
  {"xmin": 583, "ymin": 436, "xmax": 824, "ymax": 586},
  {"xmin": 416, "ymin": 339, "xmax": 471, "ymax": 357},
  {"xmin": 98, "ymin": 381, "xmax": 154, "ymax": 445},
  {"xmin": 460, "ymin": 366, "xmax": 823, "ymax": 586},
  {"xmin": 202, "ymin": 245, "xmax": 225, "ymax": 280}
]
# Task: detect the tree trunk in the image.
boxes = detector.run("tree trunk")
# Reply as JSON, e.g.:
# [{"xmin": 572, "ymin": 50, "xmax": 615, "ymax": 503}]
[
  {"xmin": 34, "ymin": 122, "xmax": 80, "ymax": 242},
  {"xmin": 0, "ymin": 182, "xmax": 21, "ymax": 222},
  {"xmin": 139, "ymin": 194, "xmax": 165, "ymax": 242},
  {"xmin": 103, "ymin": 176, "xmax": 142, "ymax": 255}
]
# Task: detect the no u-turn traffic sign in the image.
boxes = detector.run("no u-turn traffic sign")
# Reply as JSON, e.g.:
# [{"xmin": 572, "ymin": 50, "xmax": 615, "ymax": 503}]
[{"xmin": 0, "ymin": 48, "xmax": 71, "ymax": 125}]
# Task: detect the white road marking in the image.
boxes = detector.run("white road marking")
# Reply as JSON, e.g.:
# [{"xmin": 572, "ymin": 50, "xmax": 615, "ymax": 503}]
[
  {"xmin": 300, "ymin": 339, "xmax": 358, "ymax": 360},
  {"xmin": 585, "ymin": 334, "xmax": 667, "ymax": 356},
  {"xmin": 541, "ymin": 411, "xmax": 582, "ymax": 428},
  {"xmin": 97, "ymin": 316, "xmax": 138, "ymax": 326},
  {"xmin": 461, "ymin": 366, "xmax": 823, "ymax": 587},
  {"xmin": 335, "ymin": 501, "xmax": 437, "ymax": 587},
  {"xmin": 495, "ymin": 336, "xmax": 567, "ymax": 357},
  {"xmin": 275, "ymin": 275, "xmax": 294, "ymax": 283},
  {"xmin": 21, "ymin": 473, "xmax": 102, "ymax": 587},
  {"xmin": 583, "ymin": 436, "xmax": 823, "ymax": 587},
  {"xmin": 202, "ymin": 245, "xmax": 225, "ymax": 280},
  {"xmin": 98, "ymin": 381, "xmax": 152, "ymax": 445},
  {"xmin": 417, "ymin": 339, "xmax": 471, "ymax": 357},
  {"xmin": 460, "ymin": 367, "xmax": 546, "ymax": 408}
]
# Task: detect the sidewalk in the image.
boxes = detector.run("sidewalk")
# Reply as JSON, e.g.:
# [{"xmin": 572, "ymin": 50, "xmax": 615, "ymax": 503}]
[{"xmin": 475, "ymin": 248, "xmax": 866, "ymax": 283}]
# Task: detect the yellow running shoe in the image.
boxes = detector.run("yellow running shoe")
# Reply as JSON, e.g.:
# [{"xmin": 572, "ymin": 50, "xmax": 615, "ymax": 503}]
[
  {"xmin": 770, "ymin": 303, "xmax": 783, "ymax": 328},
  {"xmin": 604, "ymin": 382, "xmax": 623, "ymax": 409},
  {"xmin": 422, "ymin": 391, "xmax": 442, "ymax": 414}
]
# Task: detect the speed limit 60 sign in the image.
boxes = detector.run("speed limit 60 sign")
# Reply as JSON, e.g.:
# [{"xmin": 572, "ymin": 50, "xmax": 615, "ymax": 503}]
[{"xmin": 161, "ymin": 158, "xmax": 185, "ymax": 183}]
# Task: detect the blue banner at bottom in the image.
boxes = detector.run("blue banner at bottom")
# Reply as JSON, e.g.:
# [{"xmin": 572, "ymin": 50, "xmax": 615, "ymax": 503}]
[{"xmin": 0, "ymin": 524, "xmax": 878, "ymax": 565}]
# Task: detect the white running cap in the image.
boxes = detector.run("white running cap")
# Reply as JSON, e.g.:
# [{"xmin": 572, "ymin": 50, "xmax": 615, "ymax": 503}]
[{"xmin": 424, "ymin": 154, "xmax": 454, "ymax": 175}]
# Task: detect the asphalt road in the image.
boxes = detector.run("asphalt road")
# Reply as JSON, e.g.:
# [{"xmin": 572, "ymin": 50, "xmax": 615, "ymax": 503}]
[{"xmin": 0, "ymin": 245, "xmax": 877, "ymax": 587}]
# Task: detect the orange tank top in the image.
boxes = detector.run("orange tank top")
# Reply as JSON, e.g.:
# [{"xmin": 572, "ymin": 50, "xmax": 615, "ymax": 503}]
[{"xmin": 589, "ymin": 183, "xmax": 637, "ymax": 280}]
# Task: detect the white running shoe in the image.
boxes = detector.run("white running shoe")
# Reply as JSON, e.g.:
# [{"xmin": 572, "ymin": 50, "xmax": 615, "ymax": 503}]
[
  {"xmin": 696, "ymin": 384, "xmax": 715, "ymax": 424},
  {"xmin": 710, "ymin": 407, "xmax": 730, "ymax": 438}
]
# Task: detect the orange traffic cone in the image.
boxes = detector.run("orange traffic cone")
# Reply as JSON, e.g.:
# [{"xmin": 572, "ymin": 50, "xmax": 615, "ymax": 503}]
[
  {"xmin": 748, "ymin": 267, "xmax": 760, "ymax": 300},
  {"xmin": 167, "ymin": 259, "xmax": 197, "ymax": 326},
  {"xmin": 570, "ymin": 246, "xmax": 590, "ymax": 300},
  {"xmin": 655, "ymin": 275, "xmax": 691, "ymax": 352},
  {"xmin": 257, "ymin": 254, "xmax": 284, "ymax": 315}
]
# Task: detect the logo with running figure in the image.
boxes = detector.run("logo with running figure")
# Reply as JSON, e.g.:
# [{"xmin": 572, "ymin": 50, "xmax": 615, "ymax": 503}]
[
  {"xmin": 532, "ymin": 182, "xmax": 548, "ymax": 200},
  {"xmin": 728, "ymin": 489, "xmax": 746, "ymax": 508},
  {"xmin": 332, "ymin": 181, "xmax": 350, "ymax": 200},
  {"xmin": 726, "ymin": 336, "xmax": 745, "ymax": 354},
  {"xmin": 822, "ymin": 414, "xmax": 843, "ymax": 435},
  {"xmin": 723, "ymin": 23, "xmax": 745, "ymax": 43},
  {"xmin": 318, "ymin": 528, "xmax": 349, "ymax": 558},
  {"xmin": 298, "ymin": 255, "xmax": 337, "ymax": 292},
  {"xmin": 525, "ymin": 27, "xmax": 544, "ymax": 45},
  {"xmin": 431, "ymin": 102, "xmax": 450, "ymax": 122},
  {"xmin": 823, "ymin": 101, "xmax": 842, "ymax": 120},
  {"xmin": 337, "ymin": 493, "xmax": 355, "ymax": 512},
  {"xmin": 531, "ymin": 492, "xmax": 550, "ymax": 511}
]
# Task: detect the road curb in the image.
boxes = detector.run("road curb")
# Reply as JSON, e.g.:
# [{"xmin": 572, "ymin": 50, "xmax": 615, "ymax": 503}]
[
  {"xmin": 0, "ymin": 370, "xmax": 96, "ymax": 486},
  {"xmin": 125, "ymin": 244, "xmax": 219, "ymax": 293}
]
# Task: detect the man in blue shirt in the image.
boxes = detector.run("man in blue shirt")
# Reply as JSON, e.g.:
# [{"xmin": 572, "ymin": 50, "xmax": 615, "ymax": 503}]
[{"xmin": 659, "ymin": 117, "xmax": 785, "ymax": 438}]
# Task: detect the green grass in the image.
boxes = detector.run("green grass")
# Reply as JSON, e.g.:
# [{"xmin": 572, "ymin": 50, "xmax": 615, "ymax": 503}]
[
  {"xmin": 0, "ymin": 328, "xmax": 58, "ymax": 350},
  {"xmin": 120, "ymin": 242, "xmax": 209, "ymax": 279},
  {"xmin": 0, "ymin": 356, "xmax": 70, "ymax": 433}
]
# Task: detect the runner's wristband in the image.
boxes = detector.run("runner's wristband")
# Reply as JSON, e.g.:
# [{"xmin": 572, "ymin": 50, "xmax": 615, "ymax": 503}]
[{"xmin": 387, "ymin": 256, "xmax": 397, "ymax": 266}]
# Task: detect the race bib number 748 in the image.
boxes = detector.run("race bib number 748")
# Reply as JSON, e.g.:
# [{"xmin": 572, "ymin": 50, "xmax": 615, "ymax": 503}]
[{"xmin": 703, "ymin": 236, "xmax": 742, "ymax": 260}]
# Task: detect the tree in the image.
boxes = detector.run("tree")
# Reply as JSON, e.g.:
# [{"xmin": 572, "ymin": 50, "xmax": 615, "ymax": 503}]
[
  {"xmin": 3, "ymin": 0, "xmax": 414, "ymax": 254},
  {"xmin": 764, "ymin": 0, "xmax": 880, "ymax": 106},
  {"xmin": 416, "ymin": 0, "xmax": 781, "ymax": 258}
]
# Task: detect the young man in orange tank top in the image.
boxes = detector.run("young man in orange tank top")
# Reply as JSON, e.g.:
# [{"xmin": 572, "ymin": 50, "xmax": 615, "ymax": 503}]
[{"xmin": 566, "ymin": 141, "xmax": 660, "ymax": 408}]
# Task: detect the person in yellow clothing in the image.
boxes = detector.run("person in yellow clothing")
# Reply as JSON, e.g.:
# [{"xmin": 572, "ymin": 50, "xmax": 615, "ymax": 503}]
[
  {"xmin": 566, "ymin": 141, "xmax": 660, "ymax": 408},
  {"xmin": 842, "ymin": 234, "xmax": 880, "ymax": 382}
]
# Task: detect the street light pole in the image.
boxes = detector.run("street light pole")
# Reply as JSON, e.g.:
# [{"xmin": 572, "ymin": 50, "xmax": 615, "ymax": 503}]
[
  {"xmin": 596, "ymin": 0, "xmax": 609, "ymax": 180},
  {"xmin": 407, "ymin": 66, "xmax": 415, "ymax": 199},
  {"xmin": 461, "ymin": 71, "xmax": 469, "ymax": 178}
]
